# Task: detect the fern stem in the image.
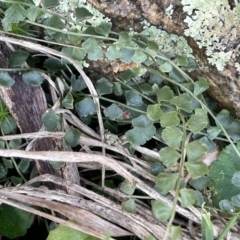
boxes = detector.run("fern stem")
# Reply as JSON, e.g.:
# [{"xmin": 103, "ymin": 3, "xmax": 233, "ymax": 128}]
[
  {"xmin": 163, "ymin": 114, "xmax": 188, "ymax": 240},
  {"xmin": 217, "ymin": 214, "xmax": 238, "ymax": 240}
]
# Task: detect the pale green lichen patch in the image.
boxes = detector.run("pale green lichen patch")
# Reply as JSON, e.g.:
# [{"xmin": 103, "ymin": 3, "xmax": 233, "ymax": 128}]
[
  {"xmin": 56, "ymin": 0, "xmax": 109, "ymax": 26},
  {"xmin": 182, "ymin": 0, "xmax": 240, "ymax": 71},
  {"xmin": 141, "ymin": 26, "xmax": 193, "ymax": 58}
]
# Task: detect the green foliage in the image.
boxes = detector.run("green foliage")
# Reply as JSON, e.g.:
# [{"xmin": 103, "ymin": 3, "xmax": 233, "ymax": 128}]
[
  {"xmin": 170, "ymin": 94, "xmax": 194, "ymax": 113},
  {"xmin": 186, "ymin": 141, "xmax": 208, "ymax": 161},
  {"xmin": 121, "ymin": 199, "xmax": 136, "ymax": 213},
  {"xmin": 22, "ymin": 71, "xmax": 44, "ymax": 87},
  {"xmin": 0, "ymin": 99, "xmax": 17, "ymax": 134},
  {"xmin": 47, "ymin": 15, "xmax": 65, "ymax": 30},
  {"xmin": 208, "ymin": 142, "xmax": 240, "ymax": 208},
  {"xmin": 132, "ymin": 50, "xmax": 147, "ymax": 64},
  {"xmin": 161, "ymin": 111, "xmax": 180, "ymax": 127},
  {"xmin": 95, "ymin": 22, "xmax": 112, "ymax": 37},
  {"xmin": 0, "ymin": 204, "xmax": 34, "ymax": 239},
  {"xmin": 180, "ymin": 188, "xmax": 195, "ymax": 207},
  {"xmin": 71, "ymin": 75, "xmax": 87, "ymax": 92},
  {"xmin": 82, "ymin": 37, "xmax": 103, "ymax": 61},
  {"xmin": 2, "ymin": 3, "xmax": 27, "ymax": 31},
  {"xmin": 42, "ymin": 109, "xmax": 60, "ymax": 131},
  {"xmin": 219, "ymin": 200, "xmax": 235, "ymax": 213},
  {"xmin": 151, "ymin": 162, "xmax": 164, "ymax": 176},
  {"xmin": 195, "ymin": 190, "xmax": 204, "ymax": 206},
  {"xmin": 231, "ymin": 171, "xmax": 240, "ymax": 187},
  {"xmin": 0, "ymin": 163, "xmax": 8, "ymax": 179},
  {"xmin": 216, "ymin": 109, "xmax": 240, "ymax": 141},
  {"xmin": 159, "ymin": 62, "xmax": 172, "ymax": 73},
  {"xmin": 120, "ymin": 180, "xmax": 136, "ymax": 195},
  {"xmin": 124, "ymin": 90, "xmax": 143, "ymax": 106},
  {"xmin": 11, "ymin": 176, "xmax": 23, "ymax": 185},
  {"xmin": 120, "ymin": 48, "xmax": 135, "ymax": 64},
  {"xmin": 189, "ymin": 176, "xmax": 209, "ymax": 190},
  {"xmin": 1, "ymin": 1, "xmax": 240, "ymax": 239},
  {"xmin": 26, "ymin": 6, "xmax": 42, "ymax": 22},
  {"xmin": 95, "ymin": 78, "xmax": 113, "ymax": 95},
  {"xmin": 75, "ymin": 7, "xmax": 93, "ymax": 21},
  {"xmin": 1, "ymin": 116, "xmax": 17, "ymax": 134},
  {"xmin": 147, "ymin": 104, "xmax": 162, "ymax": 121},
  {"xmin": 18, "ymin": 159, "xmax": 30, "ymax": 173},
  {"xmin": 61, "ymin": 47, "xmax": 86, "ymax": 65},
  {"xmin": 144, "ymin": 236, "xmax": 156, "ymax": 240},
  {"xmin": 201, "ymin": 208, "xmax": 214, "ymax": 240},
  {"xmin": 171, "ymin": 226, "xmax": 182, "ymax": 240},
  {"xmin": 157, "ymin": 86, "xmax": 174, "ymax": 101},
  {"xmin": 9, "ymin": 139, "xmax": 22, "ymax": 149},
  {"xmin": 186, "ymin": 108, "xmax": 208, "ymax": 133},
  {"xmin": 0, "ymin": 72, "xmax": 15, "ymax": 88},
  {"xmin": 159, "ymin": 147, "xmax": 181, "ymax": 168},
  {"xmin": 2, "ymin": 158, "xmax": 13, "ymax": 169},
  {"xmin": 156, "ymin": 173, "xmax": 178, "ymax": 193},
  {"xmin": 152, "ymin": 200, "xmax": 172, "ymax": 222},
  {"xmin": 62, "ymin": 92, "xmax": 74, "ymax": 109},
  {"xmin": 8, "ymin": 50, "xmax": 29, "ymax": 68},
  {"xmin": 125, "ymin": 115, "xmax": 156, "ymax": 145},
  {"xmin": 64, "ymin": 127, "xmax": 81, "ymax": 147},
  {"xmin": 177, "ymin": 56, "xmax": 188, "ymax": 67},
  {"xmin": 47, "ymin": 224, "xmax": 99, "ymax": 240},
  {"xmin": 42, "ymin": 0, "xmax": 59, "ymax": 8},
  {"xmin": 50, "ymin": 161, "xmax": 64, "ymax": 170},
  {"xmin": 44, "ymin": 58, "xmax": 65, "ymax": 73},
  {"xmin": 185, "ymin": 161, "xmax": 209, "ymax": 178},
  {"xmin": 103, "ymin": 104, "xmax": 123, "ymax": 120},
  {"xmin": 75, "ymin": 98, "xmax": 97, "ymax": 118},
  {"xmin": 194, "ymin": 77, "xmax": 209, "ymax": 96},
  {"xmin": 162, "ymin": 127, "xmax": 183, "ymax": 148},
  {"xmin": 119, "ymin": 70, "xmax": 136, "ymax": 81},
  {"xmin": 106, "ymin": 46, "xmax": 121, "ymax": 60}
]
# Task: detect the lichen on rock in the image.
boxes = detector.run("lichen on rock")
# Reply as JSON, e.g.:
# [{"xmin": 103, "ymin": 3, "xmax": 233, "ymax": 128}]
[
  {"xmin": 57, "ymin": 0, "xmax": 110, "ymax": 26},
  {"xmin": 141, "ymin": 26, "xmax": 193, "ymax": 58},
  {"xmin": 182, "ymin": 0, "xmax": 240, "ymax": 71}
]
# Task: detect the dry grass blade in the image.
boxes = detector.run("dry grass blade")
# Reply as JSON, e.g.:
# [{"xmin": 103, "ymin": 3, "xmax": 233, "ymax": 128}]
[
  {"xmin": 0, "ymin": 188, "xmax": 130, "ymax": 238},
  {"xmin": 0, "ymin": 149, "xmax": 200, "ymax": 223},
  {"xmin": 0, "ymin": 34, "xmax": 106, "ymax": 191},
  {"xmin": 0, "ymin": 131, "xmax": 63, "ymax": 141},
  {"xmin": 57, "ymin": 109, "xmax": 101, "ymax": 139},
  {"xmin": 0, "ymin": 192, "xmax": 115, "ymax": 240},
  {"xmin": 0, "ymin": 132, "xmax": 203, "ymax": 222},
  {"xmin": 0, "ymin": 35, "xmax": 105, "ymax": 144},
  {"xmin": 0, "ymin": 33, "xmax": 209, "ymax": 239},
  {"xmin": 23, "ymin": 174, "xmax": 173, "ymax": 239},
  {"xmin": 0, "ymin": 131, "xmax": 154, "ymax": 179}
]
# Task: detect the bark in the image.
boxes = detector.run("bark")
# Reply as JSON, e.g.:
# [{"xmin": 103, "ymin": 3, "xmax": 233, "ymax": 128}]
[
  {"xmin": 0, "ymin": 41, "xmax": 79, "ymax": 190},
  {"xmin": 87, "ymin": 0, "xmax": 240, "ymax": 117}
]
